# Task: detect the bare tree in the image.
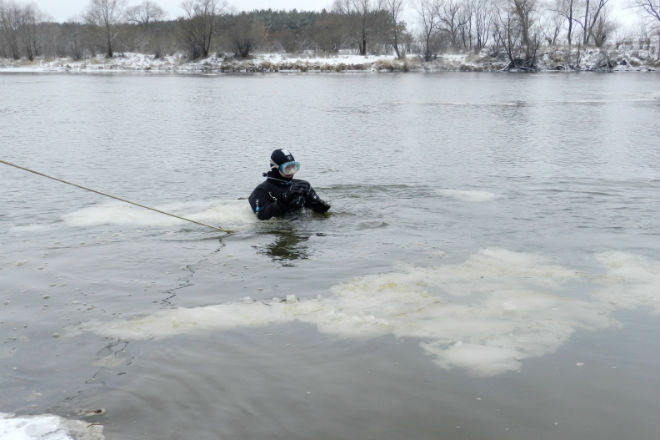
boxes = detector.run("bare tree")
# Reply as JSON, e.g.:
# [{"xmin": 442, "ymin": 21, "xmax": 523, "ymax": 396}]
[
  {"xmin": 458, "ymin": 0, "xmax": 474, "ymax": 50},
  {"xmin": 576, "ymin": 0, "xmax": 609, "ymax": 46},
  {"xmin": 590, "ymin": 8, "xmax": 613, "ymax": 46},
  {"xmin": 471, "ymin": 0, "xmax": 493, "ymax": 50},
  {"xmin": 512, "ymin": 0, "xmax": 537, "ymax": 53},
  {"xmin": 225, "ymin": 12, "xmax": 265, "ymax": 58},
  {"xmin": 631, "ymin": 0, "xmax": 660, "ymax": 58},
  {"xmin": 334, "ymin": 0, "xmax": 383, "ymax": 55},
  {"xmin": 62, "ymin": 22, "xmax": 85, "ymax": 59},
  {"xmin": 492, "ymin": 1, "xmax": 519, "ymax": 63},
  {"xmin": 126, "ymin": 0, "xmax": 166, "ymax": 57},
  {"xmin": 0, "ymin": 0, "xmax": 21, "ymax": 59},
  {"xmin": 385, "ymin": 0, "xmax": 405, "ymax": 57},
  {"xmin": 416, "ymin": 0, "xmax": 442, "ymax": 60},
  {"xmin": 633, "ymin": 0, "xmax": 660, "ymax": 20},
  {"xmin": 178, "ymin": 0, "xmax": 223, "ymax": 59},
  {"xmin": 552, "ymin": 0, "xmax": 577, "ymax": 46},
  {"xmin": 539, "ymin": 3, "xmax": 562, "ymax": 46},
  {"xmin": 0, "ymin": 1, "xmax": 46, "ymax": 60},
  {"xmin": 311, "ymin": 10, "xmax": 346, "ymax": 53},
  {"xmin": 85, "ymin": 0, "xmax": 126, "ymax": 58},
  {"xmin": 126, "ymin": 0, "xmax": 165, "ymax": 25},
  {"xmin": 438, "ymin": 0, "xmax": 468, "ymax": 50},
  {"xmin": 18, "ymin": 3, "xmax": 40, "ymax": 60},
  {"xmin": 493, "ymin": 0, "xmax": 540, "ymax": 69}
]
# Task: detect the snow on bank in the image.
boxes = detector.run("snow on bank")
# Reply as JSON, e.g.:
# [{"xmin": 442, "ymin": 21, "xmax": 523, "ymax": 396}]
[
  {"xmin": 1, "ymin": 47, "xmax": 657, "ymax": 74},
  {"xmin": 0, "ymin": 413, "xmax": 103, "ymax": 440},
  {"xmin": 0, "ymin": 52, "xmax": 407, "ymax": 73}
]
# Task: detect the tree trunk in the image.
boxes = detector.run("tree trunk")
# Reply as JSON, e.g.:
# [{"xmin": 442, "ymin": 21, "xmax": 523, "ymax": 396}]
[
  {"xmin": 392, "ymin": 18, "xmax": 400, "ymax": 58},
  {"xmin": 105, "ymin": 23, "xmax": 113, "ymax": 57},
  {"xmin": 359, "ymin": 13, "xmax": 367, "ymax": 56},
  {"xmin": 567, "ymin": 0, "xmax": 573, "ymax": 47},
  {"xmin": 583, "ymin": 0, "xmax": 590, "ymax": 45}
]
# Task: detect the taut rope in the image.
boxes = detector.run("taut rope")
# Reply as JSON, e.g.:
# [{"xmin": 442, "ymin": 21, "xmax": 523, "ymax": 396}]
[{"xmin": 1, "ymin": 159, "xmax": 233, "ymax": 234}]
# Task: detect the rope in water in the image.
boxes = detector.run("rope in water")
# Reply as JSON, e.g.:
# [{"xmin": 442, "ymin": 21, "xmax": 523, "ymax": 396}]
[{"xmin": 1, "ymin": 159, "xmax": 233, "ymax": 234}]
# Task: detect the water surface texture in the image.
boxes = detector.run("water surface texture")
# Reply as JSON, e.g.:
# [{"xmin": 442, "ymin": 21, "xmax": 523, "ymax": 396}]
[{"xmin": 1, "ymin": 72, "xmax": 659, "ymax": 440}]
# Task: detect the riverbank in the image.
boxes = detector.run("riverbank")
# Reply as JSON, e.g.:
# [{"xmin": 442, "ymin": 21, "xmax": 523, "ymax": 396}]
[{"xmin": 1, "ymin": 47, "xmax": 658, "ymax": 74}]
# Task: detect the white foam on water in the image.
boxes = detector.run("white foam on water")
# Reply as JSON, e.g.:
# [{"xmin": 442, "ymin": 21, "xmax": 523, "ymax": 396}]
[
  {"xmin": 437, "ymin": 189, "xmax": 500, "ymax": 202},
  {"xmin": 0, "ymin": 413, "xmax": 103, "ymax": 440},
  {"xmin": 60, "ymin": 199, "xmax": 256, "ymax": 229},
  {"xmin": 72, "ymin": 248, "xmax": 659, "ymax": 377}
]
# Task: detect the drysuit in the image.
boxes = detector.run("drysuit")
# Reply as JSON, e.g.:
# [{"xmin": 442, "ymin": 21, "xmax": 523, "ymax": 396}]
[{"xmin": 248, "ymin": 170, "xmax": 330, "ymax": 220}]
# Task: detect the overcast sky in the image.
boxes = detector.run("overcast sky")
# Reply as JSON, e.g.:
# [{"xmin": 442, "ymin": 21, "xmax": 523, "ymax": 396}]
[{"xmin": 30, "ymin": 0, "xmax": 640, "ymax": 30}]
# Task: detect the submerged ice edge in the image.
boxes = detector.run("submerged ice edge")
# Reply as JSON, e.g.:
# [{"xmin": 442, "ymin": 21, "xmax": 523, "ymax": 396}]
[
  {"xmin": 70, "ymin": 248, "xmax": 660, "ymax": 377},
  {"xmin": 437, "ymin": 189, "xmax": 500, "ymax": 202}
]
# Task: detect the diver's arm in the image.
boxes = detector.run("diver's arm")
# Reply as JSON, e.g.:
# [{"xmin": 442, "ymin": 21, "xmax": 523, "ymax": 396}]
[{"xmin": 306, "ymin": 187, "xmax": 331, "ymax": 214}]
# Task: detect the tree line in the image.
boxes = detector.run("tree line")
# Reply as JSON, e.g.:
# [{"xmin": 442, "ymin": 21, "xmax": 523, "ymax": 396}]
[{"xmin": 1, "ymin": 0, "xmax": 659, "ymax": 67}]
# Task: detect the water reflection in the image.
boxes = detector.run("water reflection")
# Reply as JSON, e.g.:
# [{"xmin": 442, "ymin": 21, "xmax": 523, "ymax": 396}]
[
  {"xmin": 253, "ymin": 209, "xmax": 333, "ymax": 264},
  {"xmin": 260, "ymin": 228, "xmax": 310, "ymax": 264},
  {"xmin": 252, "ymin": 217, "xmax": 313, "ymax": 264}
]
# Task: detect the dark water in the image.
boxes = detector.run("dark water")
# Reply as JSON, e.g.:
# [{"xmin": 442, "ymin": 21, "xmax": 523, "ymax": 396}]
[{"xmin": 1, "ymin": 72, "xmax": 659, "ymax": 440}]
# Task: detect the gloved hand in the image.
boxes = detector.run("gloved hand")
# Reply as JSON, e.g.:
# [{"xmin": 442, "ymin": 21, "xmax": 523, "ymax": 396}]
[
  {"xmin": 279, "ymin": 189, "xmax": 306, "ymax": 208},
  {"xmin": 306, "ymin": 188, "xmax": 331, "ymax": 213},
  {"xmin": 288, "ymin": 194, "xmax": 306, "ymax": 209},
  {"xmin": 290, "ymin": 180, "xmax": 310, "ymax": 196},
  {"xmin": 312, "ymin": 198, "xmax": 331, "ymax": 213}
]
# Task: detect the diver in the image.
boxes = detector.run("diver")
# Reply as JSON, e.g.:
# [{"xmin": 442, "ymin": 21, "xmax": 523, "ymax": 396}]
[{"xmin": 248, "ymin": 149, "xmax": 330, "ymax": 220}]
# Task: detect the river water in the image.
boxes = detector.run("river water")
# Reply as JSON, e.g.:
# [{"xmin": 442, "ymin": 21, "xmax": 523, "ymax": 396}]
[{"xmin": 1, "ymin": 72, "xmax": 659, "ymax": 440}]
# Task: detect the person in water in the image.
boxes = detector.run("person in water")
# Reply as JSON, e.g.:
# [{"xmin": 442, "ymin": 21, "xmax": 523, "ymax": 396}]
[{"xmin": 248, "ymin": 149, "xmax": 330, "ymax": 220}]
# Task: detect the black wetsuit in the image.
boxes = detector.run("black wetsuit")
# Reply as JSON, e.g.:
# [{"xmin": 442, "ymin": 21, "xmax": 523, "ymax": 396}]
[{"xmin": 248, "ymin": 170, "xmax": 330, "ymax": 220}]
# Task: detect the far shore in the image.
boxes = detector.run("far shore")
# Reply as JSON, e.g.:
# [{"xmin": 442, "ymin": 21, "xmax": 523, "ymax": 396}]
[{"xmin": 1, "ymin": 48, "xmax": 658, "ymax": 74}]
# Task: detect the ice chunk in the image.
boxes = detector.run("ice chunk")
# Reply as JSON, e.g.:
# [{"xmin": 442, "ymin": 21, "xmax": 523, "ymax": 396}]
[
  {"xmin": 0, "ymin": 413, "xmax": 104, "ymax": 440},
  {"xmin": 60, "ymin": 199, "xmax": 255, "ymax": 229}
]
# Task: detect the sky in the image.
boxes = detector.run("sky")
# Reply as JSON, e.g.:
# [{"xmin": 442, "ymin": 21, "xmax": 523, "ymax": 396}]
[{"xmin": 31, "ymin": 0, "xmax": 640, "ymax": 30}]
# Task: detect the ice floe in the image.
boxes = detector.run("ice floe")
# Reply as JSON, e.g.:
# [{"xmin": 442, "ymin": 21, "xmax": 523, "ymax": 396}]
[
  {"xmin": 60, "ymin": 199, "xmax": 255, "ymax": 230},
  {"xmin": 70, "ymin": 248, "xmax": 659, "ymax": 377},
  {"xmin": 0, "ymin": 412, "xmax": 103, "ymax": 440}
]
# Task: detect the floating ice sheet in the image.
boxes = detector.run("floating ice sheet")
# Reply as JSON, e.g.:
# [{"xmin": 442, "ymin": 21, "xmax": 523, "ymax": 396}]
[
  {"xmin": 72, "ymin": 248, "xmax": 659, "ymax": 377},
  {"xmin": 0, "ymin": 413, "xmax": 103, "ymax": 440},
  {"xmin": 60, "ymin": 199, "xmax": 256, "ymax": 229}
]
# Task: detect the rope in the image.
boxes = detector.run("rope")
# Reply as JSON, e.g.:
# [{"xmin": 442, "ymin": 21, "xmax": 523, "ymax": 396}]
[{"xmin": 1, "ymin": 159, "xmax": 233, "ymax": 234}]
